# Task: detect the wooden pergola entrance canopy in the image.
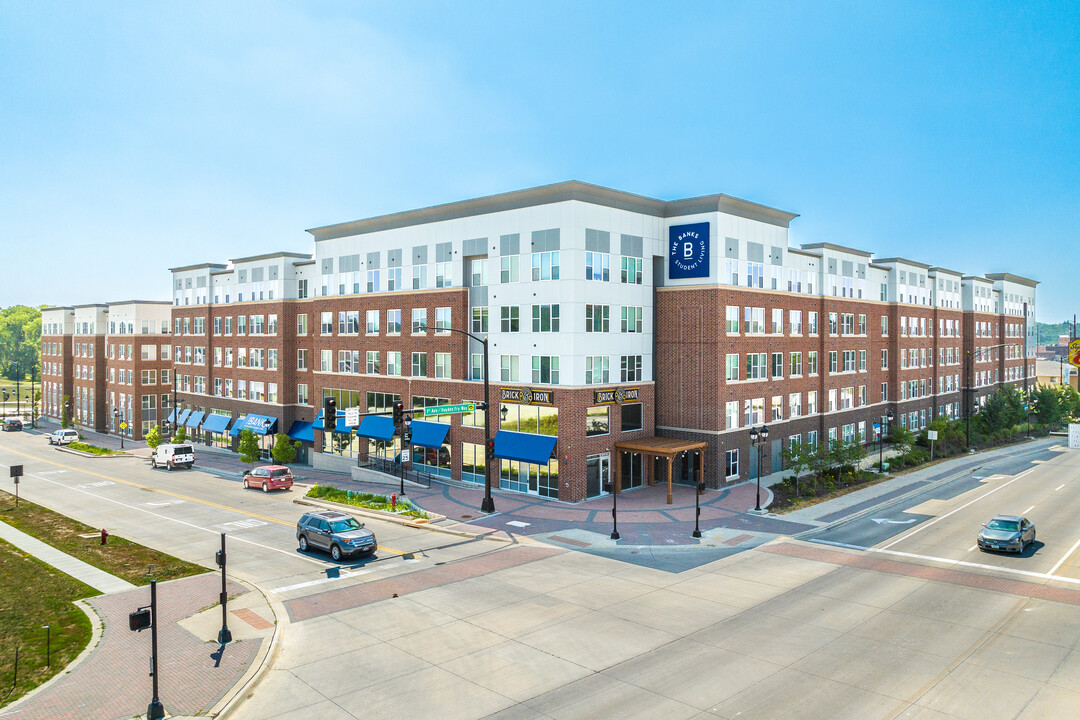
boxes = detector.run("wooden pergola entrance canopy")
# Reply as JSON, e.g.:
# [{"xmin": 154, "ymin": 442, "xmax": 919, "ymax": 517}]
[{"xmin": 614, "ymin": 436, "xmax": 707, "ymax": 505}]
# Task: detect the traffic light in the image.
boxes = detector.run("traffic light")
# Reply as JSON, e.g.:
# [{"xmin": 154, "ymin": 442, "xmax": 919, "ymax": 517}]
[
  {"xmin": 486, "ymin": 438, "xmax": 496, "ymax": 461},
  {"xmin": 129, "ymin": 607, "xmax": 152, "ymax": 631},
  {"xmin": 323, "ymin": 396, "xmax": 337, "ymax": 432},
  {"xmin": 392, "ymin": 402, "xmax": 404, "ymax": 428}
]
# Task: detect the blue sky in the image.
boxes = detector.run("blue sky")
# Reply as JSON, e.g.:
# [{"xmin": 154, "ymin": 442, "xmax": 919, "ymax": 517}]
[{"xmin": 1, "ymin": 1, "xmax": 1077, "ymax": 320}]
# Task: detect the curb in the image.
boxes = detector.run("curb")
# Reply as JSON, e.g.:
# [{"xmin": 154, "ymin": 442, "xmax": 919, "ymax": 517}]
[
  {"xmin": 202, "ymin": 580, "xmax": 284, "ymax": 720},
  {"xmin": 53, "ymin": 445, "xmax": 137, "ymax": 459},
  {"xmin": 791, "ymin": 437, "xmax": 1053, "ymax": 539},
  {"xmin": 0, "ymin": 600, "xmax": 105, "ymax": 715},
  {"xmin": 294, "ymin": 497, "xmax": 512, "ymax": 543}
]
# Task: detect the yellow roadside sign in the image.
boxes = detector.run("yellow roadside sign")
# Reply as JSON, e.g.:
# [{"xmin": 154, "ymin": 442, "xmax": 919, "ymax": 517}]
[{"xmin": 1070, "ymin": 339, "xmax": 1080, "ymax": 368}]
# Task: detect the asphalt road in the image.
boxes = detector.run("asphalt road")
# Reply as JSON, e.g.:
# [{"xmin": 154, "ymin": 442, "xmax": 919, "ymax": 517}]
[{"xmin": 7, "ymin": 430, "xmax": 1080, "ymax": 719}]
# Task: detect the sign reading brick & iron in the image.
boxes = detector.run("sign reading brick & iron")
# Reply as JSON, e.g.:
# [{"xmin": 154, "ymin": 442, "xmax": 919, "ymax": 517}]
[
  {"xmin": 668, "ymin": 221, "xmax": 710, "ymax": 279},
  {"xmin": 593, "ymin": 388, "xmax": 641, "ymax": 405},
  {"xmin": 500, "ymin": 388, "xmax": 554, "ymax": 406}
]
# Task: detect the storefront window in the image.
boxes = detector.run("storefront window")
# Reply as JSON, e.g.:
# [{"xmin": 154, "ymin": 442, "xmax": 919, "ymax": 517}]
[
  {"xmin": 460, "ymin": 442, "xmax": 485, "ymax": 484},
  {"xmin": 413, "ymin": 443, "xmax": 451, "ymax": 477},
  {"xmin": 620, "ymin": 452, "xmax": 644, "ymax": 489},
  {"xmin": 586, "ymin": 406, "xmax": 609, "ymax": 436},
  {"xmin": 621, "ymin": 403, "xmax": 643, "ymax": 432},
  {"xmin": 500, "ymin": 403, "xmax": 558, "ymax": 435}
]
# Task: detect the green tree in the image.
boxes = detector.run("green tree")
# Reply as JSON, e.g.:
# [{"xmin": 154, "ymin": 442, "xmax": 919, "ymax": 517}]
[
  {"xmin": 173, "ymin": 425, "xmax": 188, "ymax": 444},
  {"xmin": 238, "ymin": 429, "xmax": 261, "ymax": 464},
  {"xmin": 976, "ymin": 385, "xmax": 1027, "ymax": 438},
  {"xmin": 1031, "ymin": 386, "xmax": 1064, "ymax": 427},
  {"xmin": 144, "ymin": 425, "xmax": 162, "ymax": 450},
  {"xmin": 890, "ymin": 426, "xmax": 915, "ymax": 456},
  {"xmin": 60, "ymin": 395, "xmax": 72, "ymax": 428},
  {"xmin": 1061, "ymin": 385, "xmax": 1080, "ymax": 420},
  {"xmin": 780, "ymin": 441, "xmax": 814, "ymax": 496},
  {"xmin": 271, "ymin": 433, "xmax": 300, "ymax": 464},
  {"xmin": 0, "ymin": 305, "xmax": 42, "ymax": 380}
]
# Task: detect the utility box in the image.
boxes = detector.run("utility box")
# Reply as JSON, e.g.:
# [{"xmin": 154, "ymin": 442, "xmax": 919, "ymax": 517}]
[{"xmin": 1069, "ymin": 424, "xmax": 1080, "ymax": 450}]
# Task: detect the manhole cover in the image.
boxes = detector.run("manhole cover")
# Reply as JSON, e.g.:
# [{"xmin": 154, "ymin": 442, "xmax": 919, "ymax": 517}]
[{"xmin": 460, "ymin": 514, "xmax": 473, "ymax": 520}]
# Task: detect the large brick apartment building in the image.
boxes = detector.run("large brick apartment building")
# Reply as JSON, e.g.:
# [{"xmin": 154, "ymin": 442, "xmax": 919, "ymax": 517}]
[{"xmin": 42, "ymin": 182, "xmax": 1038, "ymax": 503}]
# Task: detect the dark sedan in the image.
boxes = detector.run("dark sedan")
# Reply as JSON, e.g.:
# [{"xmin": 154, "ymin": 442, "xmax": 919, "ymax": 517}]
[{"xmin": 977, "ymin": 515, "xmax": 1035, "ymax": 553}]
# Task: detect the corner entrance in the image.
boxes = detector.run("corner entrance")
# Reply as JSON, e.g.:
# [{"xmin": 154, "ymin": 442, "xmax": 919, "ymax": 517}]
[
  {"xmin": 614, "ymin": 436, "xmax": 708, "ymax": 504},
  {"xmin": 586, "ymin": 453, "xmax": 610, "ymax": 498}
]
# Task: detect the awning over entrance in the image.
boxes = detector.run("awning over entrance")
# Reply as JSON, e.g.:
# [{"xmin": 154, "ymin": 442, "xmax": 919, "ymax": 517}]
[
  {"xmin": 356, "ymin": 415, "xmax": 395, "ymax": 442},
  {"xmin": 409, "ymin": 421, "xmax": 449, "ymax": 449},
  {"xmin": 287, "ymin": 420, "xmax": 315, "ymax": 443},
  {"xmin": 493, "ymin": 431, "xmax": 558, "ymax": 466},
  {"xmin": 176, "ymin": 409, "xmax": 191, "ymax": 426},
  {"xmin": 166, "ymin": 409, "xmax": 177, "ymax": 424},
  {"xmin": 201, "ymin": 414, "xmax": 231, "ymax": 434},
  {"xmin": 185, "ymin": 411, "xmax": 205, "ymax": 429},
  {"xmin": 229, "ymin": 414, "xmax": 278, "ymax": 436},
  {"xmin": 614, "ymin": 436, "xmax": 708, "ymax": 504}
]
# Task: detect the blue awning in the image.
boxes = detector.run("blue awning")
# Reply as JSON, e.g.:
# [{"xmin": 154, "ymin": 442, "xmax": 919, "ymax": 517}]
[
  {"xmin": 202, "ymin": 414, "xmax": 231, "ymax": 434},
  {"xmin": 287, "ymin": 421, "xmax": 315, "ymax": 443},
  {"xmin": 166, "ymin": 409, "xmax": 177, "ymax": 424},
  {"xmin": 356, "ymin": 415, "xmax": 395, "ymax": 441},
  {"xmin": 494, "ymin": 431, "xmax": 558, "ymax": 465},
  {"xmin": 230, "ymin": 414, "xmax": 278, "ymax": 436},
  {"xmin": 410, "ymin": 420, "xmax": 449, "ymax": 449},
  {"xmin": 177, "ymin": 409, "xmax": 191, "ymax": 426},
  {"xmin": 185, "ymin": 411, "xmax": 205, "ymax": 429},
  {"xmin": 315, "ymin": 409, "xmax": 355, "ymax": 434}
]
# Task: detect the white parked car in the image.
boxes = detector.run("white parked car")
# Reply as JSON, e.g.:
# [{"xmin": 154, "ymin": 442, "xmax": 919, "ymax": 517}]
[
  {"xmin": 48, "ymin": 429, "xmax": 80, "ymax": 445},
  {"xmin": 150, "ymin": 443, "xmax": 195, "ymax": 470}
]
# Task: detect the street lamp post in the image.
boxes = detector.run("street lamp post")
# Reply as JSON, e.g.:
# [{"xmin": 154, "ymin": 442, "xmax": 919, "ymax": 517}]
[
  {"xmin": 692, "ymin": 450, "xmax": 703, "ymax": 539},
  {"xmin": 433, "ymin": 325, "xmax": 496, "ymax": 513},
  {"xmin": 30, "ymin": 365, "xmax": 36, "ymax": 428},
  {"xmin": 113, "ymin": 408, "xmax": 124, "ymax": 449},
  {"xmin": 13, "ymin": 361, "xmax": 21, "ymax": 417},
  {"xmin": 880, "ymin": 409, "xmax": 894, "ymax": 472},
  {"xmin": 750, "ymin": 426, "xmax": 770, "ymax": 512}
]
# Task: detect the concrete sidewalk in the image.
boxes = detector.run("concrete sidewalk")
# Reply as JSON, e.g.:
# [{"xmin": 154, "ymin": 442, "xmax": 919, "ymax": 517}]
[{"xmin": 0, "ymin": 518, "xmax": 136, "ymax": 594}]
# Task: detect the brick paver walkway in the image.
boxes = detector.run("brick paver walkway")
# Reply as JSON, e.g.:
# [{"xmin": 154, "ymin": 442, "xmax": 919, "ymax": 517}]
[
  {"xmin": 761, "ymin": 541, "xmax": 1080, "ymax": 606},
  {"xmin": 0, "ymin": 574, "xmax": 258, "ymax": 720}
]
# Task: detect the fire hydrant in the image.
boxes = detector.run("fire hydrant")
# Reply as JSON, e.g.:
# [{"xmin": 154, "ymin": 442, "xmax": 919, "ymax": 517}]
[
  {"xmin": 100, "ymin": 528, "xmax": 108, "ymax": 545},
  {"xmin": 391, "ymin": 493, "xmax": 397, "ymax": 510}
]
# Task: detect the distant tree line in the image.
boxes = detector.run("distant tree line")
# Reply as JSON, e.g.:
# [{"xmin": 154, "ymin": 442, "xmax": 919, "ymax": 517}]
[{"xmin": 0, "ymin": 305, "xmax": 41, "ymax": 380}]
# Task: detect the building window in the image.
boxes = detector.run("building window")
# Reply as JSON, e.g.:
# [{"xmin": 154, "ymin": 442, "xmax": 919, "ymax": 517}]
[
  {"xmin": 531, "ymin": 251, "xmax": 560, "ymax": 281},
  {"xmin": 621, "ymin": 355, "xmax": 642, "ymax": 382},
  {"xmin": 621, "ymin": 402, "xmax": 643, "ymax": 432},
  {"xmin": 745, "ymin": 353, "xmax": 767, "ymax": 380},
  {"xmin": 790, "ymin": 352, "xmax": 802, "ymax": 376},
  {"xmin": 808, "ymin": 312, "xmax": 819, "ymax": 335},
  {"xmin": 500, "ymin": 256, "xmax": 519, "ymax": 283},
  {"xmin": 366, "ymin": 351, "xmax": 380, "ymax": 375},
  {"xmin": 500, "ymin": 355, "xmax": 519, "ymax": 382},
  {"xmin": 585, "ymin": 356, "xmax": 609, "ymax": 384},
  {"xmin": 366, "ymin": 310, "xmax": 380, "ymax": 334},
  {"xmin": 412, "ymin": 265, "xmax": 428, "ymax": 289},
  {"xmin": 387, "ymin": 309, "xmax": 402, "ymax": 334},
  {"xmin": 726, "ymin": 306, "xmax": 739, "ymax": 334},
  {"xmin": 471, "ymin": 354, "xmax": 484, "ymax": 380},
  {"xmin": 500, "ymin": 306, "xmax": 520, "ymax": 332},
  {"xmin": 586, "ymin": 406, "xmax": 609, "ymax": 436},
  {"xmin": 585, "ymin": 305, "xmax": 609, "ymax": 333},
  {"xmin": 435, "ymin": 353, "xmax": 451, "ymax": 379},
  {"xmin": 387, "ymin": 352, "xmax": 401, "ymax": 376},
  {"xmin": 412, "ymin": 309, "xmax": 427, "ymax": 334},
  {"xmin": 726, "ymin": 400, "xmax": 739, "ymax": 430},
  {"xmin": 725, "ymin": 450, "xmax": 739, "ymax": 479},
  {"xmin": 412, "ymin": 352, "xmax": 427, "ymax": 377},
  {"xmin": 472, "ymin": 307, "xmax": 488, "ymax": 333},
  {"xmin": 621, "ymin": 256, "xmax": 643, "ymax": 285},
  {"xmin": 470, "ymin": 259, "xmax": 487, "ymax": 287},
  {"xmin": 367, "ymin": 269, "xmax": 381, "ymax": 293},
  {"xmin": 585, "ymin": 252, "xmax": 609, "ymax": 281},
  {"xmin": 532, "ymin": 305, "xmax": 560, "ymax": 332},
  {"xmin": 435, "ymin": 307, "xmax": 451, "ymax": 334},
  {"xmin": 621, "ymin": 307, "xmax": 643, "ymax": 333},
  {"xmin": 725, "ymin": 354, "xmax": 739, "ymax": 382},
  {"xmin": 531, "ymin": 356, "xmax": 560, "ymax": 384},
  {"xmin": 771, "ymin": 353, "xmax": 783, "ymax": 379},
  {"xmin": 435, "ymin": 262, "xmax": 452, "ymax": 287}
]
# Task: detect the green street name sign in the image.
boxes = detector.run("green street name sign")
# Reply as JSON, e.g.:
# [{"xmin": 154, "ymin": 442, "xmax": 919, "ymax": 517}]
[{"xmin": 419, "ymin": 403, "xmax": 475, "ymax": 417}]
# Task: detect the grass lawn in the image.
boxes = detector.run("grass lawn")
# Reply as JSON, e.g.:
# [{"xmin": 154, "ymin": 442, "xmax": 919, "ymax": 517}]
[
  {"xmin": 0, "ymin": 489, "xmax": 206, "ymax": 585},
  {"xmin": 0, "ymin": 489, "xmax": 207, "ymax": 707},
  {"xmin": 0, "ymin": 538, "xmax": 94, "ymax": 708}
]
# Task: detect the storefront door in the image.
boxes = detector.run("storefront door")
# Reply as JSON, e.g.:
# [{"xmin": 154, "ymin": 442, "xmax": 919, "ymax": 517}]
[{"xmin": 586, "ymin": 453, "xmax": 610, "ymax": 498}]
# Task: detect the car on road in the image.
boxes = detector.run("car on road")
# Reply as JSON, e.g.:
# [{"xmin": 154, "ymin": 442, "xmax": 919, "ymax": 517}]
[
  {"xmin": 2, "ymin": 419, "xmax": 22, "ymax": 431},
  {"xmin": 296, "ymin": 510, "xmax": 377, "ymax": 561},
  {"xmin": 150, "ymin": 443, "xmax": 195, "ymax": 470},
  {"xmin": 47, "ymin": 428, "xmax": 79, "ymax": 445},
  {"xmin": 244, "ymin": 465, "xmax": 294, "ymax": 492},
  {"xmin": 977, "ymin": 515, "xmax": 1036, "ymax": 553}
]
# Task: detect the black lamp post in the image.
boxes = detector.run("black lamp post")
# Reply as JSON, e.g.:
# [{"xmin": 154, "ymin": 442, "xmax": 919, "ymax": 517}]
[
  {"xmin": 603, "ymin": 476, "xmax": 620, "ymax": 540},
  {"xmin": 750, "ymin": 425, "xmax": 770, "ymax": 512},
  {"xmin": 263, "ymin": 418, "xmax": 273, "ymax": 459},
  {"xmin": 113, "ymin": 408, "xmax": 124, "ymax": 449},
  {"xmin": 432, "ymin": 325, "xmax": 496, "ymax": 513},
  {"xmin": 880, "ymin": 409, "xmax": 894, "ymax": 472},
  {"xmin": 692, "ymin": 450, "xmax": 703, "ymax": 538},
  {"xmin": 12, "ymin": 361, "xmax": 21, "ymax": 417}
]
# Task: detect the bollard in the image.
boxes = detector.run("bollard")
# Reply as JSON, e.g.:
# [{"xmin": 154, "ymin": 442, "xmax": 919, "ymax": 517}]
[{"xmin": 100, "ymin": 528, "xmax": 108, "ymax": 545}]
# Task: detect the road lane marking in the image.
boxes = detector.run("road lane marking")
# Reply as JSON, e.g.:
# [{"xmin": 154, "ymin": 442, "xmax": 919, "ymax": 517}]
[
  {"xmin": 1049, "ymin": 537, "xmax": 1080, "ymax": 576},
  {"xmin": 1056, "ymin": 484, "xmax": 1065, "ymax": 491},
  {"xmin": 0, "ymin": 446, "xmax": 412, "ymax": 558},
  {"xmin": 882, "ymin": 468, "xmax": 1036, "ymax": 550},
  {"xmin": 809, "ymin": 538, "xmax": 1080, "ymax": 586},
  {"xmin": 1024, "ymin": 505, "xmax": 1035, "ymax": 514},
  {"xmin": 968, "ymin": 545, "xmax": 977, "ymax": 552},
  {"xmin": 270, "ymin": 558, "xmax": 423, "ymax": 594}
]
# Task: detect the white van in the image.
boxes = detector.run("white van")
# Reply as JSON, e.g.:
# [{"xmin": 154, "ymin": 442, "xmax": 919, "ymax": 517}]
[
  {"xmin": 48, "ymin": 428, "xmax": 80, "ymax": 445},
  {"xmin": 150, "ymin": 444, "xmax": 195, "ymax": 470}
]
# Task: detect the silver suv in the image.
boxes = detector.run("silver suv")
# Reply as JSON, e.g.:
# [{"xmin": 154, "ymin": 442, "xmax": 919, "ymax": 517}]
[{"xmin": 296, "ymin": 510, "xmax": 377, "ymax": 561}]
